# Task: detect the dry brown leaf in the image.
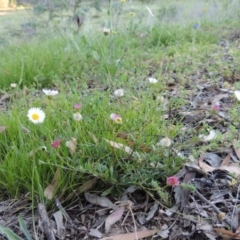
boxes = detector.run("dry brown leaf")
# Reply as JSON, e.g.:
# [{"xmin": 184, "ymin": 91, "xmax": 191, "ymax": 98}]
[
  {"xmin": 53, "ymin": 210, "xmax": 65, "ymax": 239},
  {"xmin": 220, "ymin": 154, "xmax": 231, "ymax": 167},
  {"xmin": 84, "ymin": 192, "xmax": 117, "ymax": 209},
  {"xmin": 213, "ymin": 228, "xmax": 240, "ymax": 239},
  {"xmin": 21, "ymin": 126, "xmax": 30, "ymax": 134},
  {"xmin": 146, "ymin": 202, "xmax": 158, "ymax": 221},
  {"xmin": 0, "ymin": 126, "xmax": 7, "ymax": 133},
  {"xmin": 64, "ymin": 178, "xmax": 98, "ymax": 202},
  {"xmin": 0, "ymin": 94, "xmax": 10, "ymax": 102},
  {"xmin": 100, "ymin": 229, "xmax": 158, "ymax": 240},
  {"xmin": 218, "ymin": 165, "xmax": 240, "ymax": 177},
  {"xmin": 211, "ymin": 94, "xmax": 229, "ymax": 104},
  {"xmin": 65, "ymin": 138, "xmax": 77, "ymax": 155},
  {"xmin": 199, "ymin": 156, "xmax": 240, "ymax": 177},
  {"xmin": 104, "ymin": 139, "xmax": 133, "ymax": 154},
  {"xmin": 198, "ymin": 160, "xmax": 215, "ymax": 173},
  {"xmin": 105, "ymin": 207, "xmax": 125, "ymax": 233},
  {"xmin": 88, "ymin": 131, "xmax": 99, "ymax": 145},
  {"xmin": 117, "ymin": 132, "xmax": 130, "ymax": 140},
  {"xmin": 116, "ymin": 133, "xmax": 151, "ymax": 153},
  {"xmin": 44, "ymin": 169, "xmax": 61, "ymax": 200},
  {"xmin": 89, "ymin": 229, "xmax": 103, "ymax": 238}
]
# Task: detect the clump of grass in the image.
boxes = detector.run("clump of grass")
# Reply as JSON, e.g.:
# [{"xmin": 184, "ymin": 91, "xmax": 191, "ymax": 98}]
[{"xmin": 1, "ymin": 0, "xmax": 240, "ymax": 206}]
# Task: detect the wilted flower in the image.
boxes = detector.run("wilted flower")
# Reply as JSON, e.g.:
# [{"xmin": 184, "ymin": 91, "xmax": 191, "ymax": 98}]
[
  {"xmin": 73, "ymin": 103, "xmax": 81, "ymax": 110},
  {"xmin": 66, "ymin": 138, "xmax": 77, "ymax": 155},
  {"xmin": 10, "ymin": 83, "xmax": 17, "ymax": 88},
  {"xmin": 157, "ymin": 137, "xmax": 172, "ymax": 147},
  {"xmin": 73, "ymin": 112, "xmax": 83, "ymax": 121},
  {"xmin": 103, "ymin": 27, "xmax": 110, "ymax": 36},
  {"xmin": 51, "ymin": 139, "xmax": 61, "ymax": 149},
  {"xmin": 27, "ymin": 108, "xmax": 46, "ymax": 124},
  {"xmin": 167, "ymin": 176, "xmax": 180, "ymax": 187},
  {"xmin": 211, "ymin": 102, "xmax": 220, "ymax": 112},
  {"xmin": 114, "ymin": 89, "xmax": 124, "ymax": 98},
  {"xmin": 42, "ymin": 89, "xmax": 59, "ymax": 96},
  {"xmin": 234, "ymin": 91, "xmax": 240, "ymax": 101},
  {"xmin": 110, "ymin": 113, "xmax": 123, "ymax": 124},
  {"xmin": 148, "ymin": 77, "xmax": 158, "ymax": 84}
]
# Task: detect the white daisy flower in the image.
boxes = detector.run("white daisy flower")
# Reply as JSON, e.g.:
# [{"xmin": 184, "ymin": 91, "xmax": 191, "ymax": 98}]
[
  {"xmin": 148, "ymin": 78, "xmax": 158, "ymax": 84},
  {"xmin": 114, "ymin": 89, "xmax": 124, "ymax": 97},
  {"xmin": 234, "ymin": 91, "xmax": 240, "ymax": 101},
  {"xmin": 73, "ymin": 112, "xmax": 83, "ymax": 121},
  {"xmin": 42, "ymin": 89, "xmax": 59, "ymax": 96},
  {"xmin": 27, "ymin": 108, "xmax": 46, "ymax": 124}
]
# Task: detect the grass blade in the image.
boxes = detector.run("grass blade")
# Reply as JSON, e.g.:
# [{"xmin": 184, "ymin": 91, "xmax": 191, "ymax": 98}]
[
  {"xmin": 18, "ymin": 215, "xmax": 33, "ymax": 240},
  {"xmin": 0, "ymin": 226, "xmax": 24, "ymax": 240}
]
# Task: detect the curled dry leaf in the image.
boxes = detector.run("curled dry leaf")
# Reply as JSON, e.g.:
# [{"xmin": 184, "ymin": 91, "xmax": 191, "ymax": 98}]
[
  {"xmin": 105, "ymin": 207, "xmax": 125, "ymax": 233},
  {"xmin": 84, "ymin": 192, "xmax": 117, "ymax": 210},
  {"xmin": 146, "ymin": 202, "xmax": 158, "ymax": 221},
  {"xmin": 44, "ymin": 169, "xmax": 61, "ymax": 200},
  {"xmin": 89, "ymin": 229, "xmax": 103, "ymax": 238},
  {"xmin": 64, "ymin": 178, "xmax": 98, "ymax": 202},
  {"xmin": 53, "ymin": 210, "xmax": 65, "ymax": 239},
  {"xmin": 88, "ymin": 131, "xmax": 99, "ymax": 145},
  {"xmin": 104, "ymin": 139, "xmax": 133, "ymax": 154},
  {"xmin": 65, "ymin": 138, "xmax": 77, "ymax": 155}
]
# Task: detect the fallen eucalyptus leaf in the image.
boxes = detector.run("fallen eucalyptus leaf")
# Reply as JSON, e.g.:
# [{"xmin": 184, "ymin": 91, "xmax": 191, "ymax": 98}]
[
  {"xmin": 105, "ymin": 207, "xmax": 125, "ymax": 233},
  {"xmin": 100, "ymin": 229, "xmax": 158, "ymax": 240},
  {"xmin": 84, "ymin": 192, "xmax": 117, "ymax": 209}
]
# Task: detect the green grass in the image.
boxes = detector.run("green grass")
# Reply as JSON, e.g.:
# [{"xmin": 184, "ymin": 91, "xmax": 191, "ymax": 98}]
[{"xmin": 0, "ymin": 0, "xmax": 240, "ymax": 208}]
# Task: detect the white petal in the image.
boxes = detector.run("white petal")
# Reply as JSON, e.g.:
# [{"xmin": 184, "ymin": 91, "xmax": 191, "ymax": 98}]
[
  {"xmin": 234, "ymin": 91, "xmax": 240, "ymax": 101},
  {"xmin": 73, "ymin": 112, "xmax": 83, "ymax": 121},
  {"xmin": 199, "ymin": 130, "xmax": 217, "ymax": 142},
  {"xmin": 114, "ymin": 89, "xmax": 124, "ymax": 97},
  {"xmin": 148, "ymin": 78, "xmax": 158, "ymax": 84},
  {"xmin": 42, "ymin": 89, "xmax": 59, "ymax": 96}
]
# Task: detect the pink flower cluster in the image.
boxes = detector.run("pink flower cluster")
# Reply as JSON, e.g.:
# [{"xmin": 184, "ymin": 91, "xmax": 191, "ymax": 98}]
[{"xmin": 166, "ymin": 176, "xmax": 180, "ymax": 187}]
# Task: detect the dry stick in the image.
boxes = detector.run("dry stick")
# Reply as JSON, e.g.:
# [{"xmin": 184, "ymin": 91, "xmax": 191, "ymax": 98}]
[
  {"xmin": 127, "ymin": 203, "xmax": 138, "ymax": 240},
  {"xmin": 194, "ymin": 190, "xmax": 232, "ymax": 227},
  {"xmin": 38, "ymin": 203, "xmax": 56, "ymax": 240}
]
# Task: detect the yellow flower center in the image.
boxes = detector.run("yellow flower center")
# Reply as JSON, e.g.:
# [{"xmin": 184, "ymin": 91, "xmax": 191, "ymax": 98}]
[
  {"xmin": 115, "ymin": 117, "xmax": 122, "ymax": 124},
  {"xmin": 32, "ymin": 113, "xmax": 40, "ymax": 120}
]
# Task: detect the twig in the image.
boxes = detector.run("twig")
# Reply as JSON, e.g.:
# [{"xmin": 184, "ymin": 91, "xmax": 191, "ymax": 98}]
[
  {"xmin": 38, "ymin": 203, "xmax": 56, "ymax": 240},
  {"xmin": 194, "ymin": 190, "xmax": 232, "ymax": 227}
]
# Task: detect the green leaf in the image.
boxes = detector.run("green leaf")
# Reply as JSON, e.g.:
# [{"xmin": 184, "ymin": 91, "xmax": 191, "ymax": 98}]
[
  {"xmin": 18, "ymin": 215, "xmax": 32, "ymax": 240},
  {"xmin": 0, "ymin": 226, "xmax": 24, "ymax": 240}
]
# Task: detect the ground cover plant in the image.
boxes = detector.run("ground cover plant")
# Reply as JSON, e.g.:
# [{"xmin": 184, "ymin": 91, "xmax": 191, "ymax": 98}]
[{"xmin": 0, "ymin": 0, "xmax": 240, "ymax": 239}]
